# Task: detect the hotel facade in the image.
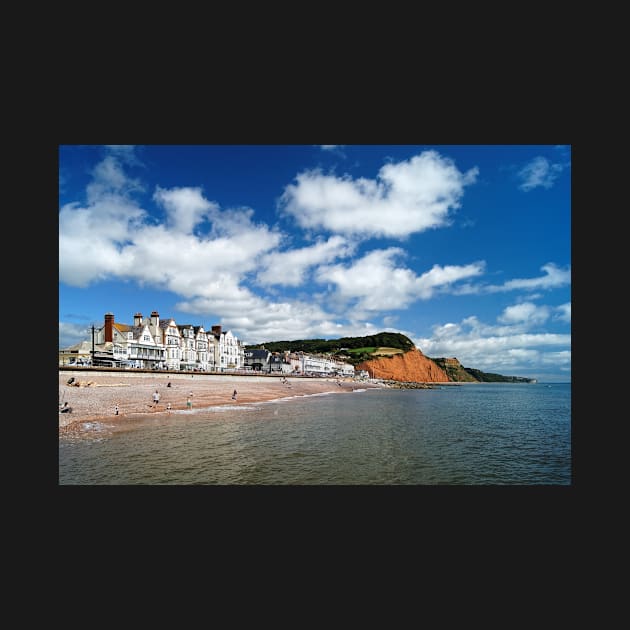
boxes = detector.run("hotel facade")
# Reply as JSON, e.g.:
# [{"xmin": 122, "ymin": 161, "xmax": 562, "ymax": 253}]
[{"xmin": 59, "ymin": 311, "xmax": 244, "ymax": 372}]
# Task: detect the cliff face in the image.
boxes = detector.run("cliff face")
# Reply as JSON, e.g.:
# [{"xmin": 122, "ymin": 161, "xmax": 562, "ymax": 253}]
[
  {"xmin": 356, "ymin": 348, "xmax": 450, "ymax": 383},
  {"xmin": 432, "ymin": 357, "xmax": 478, "ymax": 382}
]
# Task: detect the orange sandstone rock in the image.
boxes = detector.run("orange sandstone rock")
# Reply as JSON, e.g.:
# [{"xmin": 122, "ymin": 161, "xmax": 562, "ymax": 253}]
[{"xmin": 357, "ymin": 348, "xmax": 450, "ymax": 383}]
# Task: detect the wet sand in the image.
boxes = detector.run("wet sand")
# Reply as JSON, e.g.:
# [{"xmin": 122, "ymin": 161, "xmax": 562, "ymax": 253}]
[{"xmin": 59, "ymin": 371, "xmax": 381, "ymax": 435}]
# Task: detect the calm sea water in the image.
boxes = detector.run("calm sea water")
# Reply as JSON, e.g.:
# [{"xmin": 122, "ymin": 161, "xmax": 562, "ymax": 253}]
[{"xmin": 58, "ymin": 383, "xmax": 571, "ymax": 485}]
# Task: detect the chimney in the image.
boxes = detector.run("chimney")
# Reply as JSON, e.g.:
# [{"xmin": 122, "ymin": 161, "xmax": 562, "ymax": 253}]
[
  {"xmin": 212, "ymin": 325, "xmax": 222, "ymax": 337},
  {"xmin": 134, "ymin": 312, "xmax": 143, "ymax": 327},
  {"xmin": 104, "ymin": 313, "xmax": 114, "ymax": 342},
  {"xmin": 150, "ymin": 310, "xmax": 160, "ymax": 328}
]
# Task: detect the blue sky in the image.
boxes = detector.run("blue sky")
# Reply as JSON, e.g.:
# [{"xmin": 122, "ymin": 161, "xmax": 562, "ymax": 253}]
[{"xmin": 59, "ymin": 144, "xmax": 571, "ymax": 381}]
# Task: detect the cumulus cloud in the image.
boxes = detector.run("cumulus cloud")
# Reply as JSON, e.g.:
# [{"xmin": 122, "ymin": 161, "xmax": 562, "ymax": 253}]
[
  {"xmin": 279, "ymin": 150, "xmax": 479, "ymax": 238},
  {"xmin": 257, "ymin": 235, "xmax": 353, "ymax": 287},
  {"xmin": 153, "ymin": 186, "xmax": 218, "ymax": 234},
  {"xmin": 59, "ymin": 156, "xmax": 281, "ymax": 291},
  {"xmin": 316, "ymin": 248, "xmax": 485, "ymax": 313},
  {"xmin": 517, "ymin": 156, "xmax": 565, "ymax": 191},
  {"xmin": 176, "ymin": 294, "xmax": 384, "ymax": 345},
  {"xmin": 86, "ymin": 155, "xmax": 144, "ymax": 204},
  {"xmin": 498, "ymin": 302, "xmax": 550, "ymax": 326},
  {"xmin": 414, "ymin": 310, "xmax": 571, "ymax": 378}
]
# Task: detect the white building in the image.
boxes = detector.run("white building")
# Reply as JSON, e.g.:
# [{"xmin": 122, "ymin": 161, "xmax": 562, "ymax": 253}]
[
  {"xmin": 61, "ymin": 311, "xmax": 244, "ymax": 371},
  {"xmin": 211, "ymin": 326, "xmax": 245, "ymax": 371}
]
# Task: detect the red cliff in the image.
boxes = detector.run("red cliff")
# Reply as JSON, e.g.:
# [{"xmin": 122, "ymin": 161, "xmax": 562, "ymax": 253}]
[{"xmin": 356, "ymin": 348, "xmax": 450, "ymax": 383}]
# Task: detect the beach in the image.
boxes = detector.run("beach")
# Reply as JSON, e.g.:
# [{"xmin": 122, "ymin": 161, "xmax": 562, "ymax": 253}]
[{"xmin": 59, "ymin": 371, "xmax": 380, "ymax": 435}]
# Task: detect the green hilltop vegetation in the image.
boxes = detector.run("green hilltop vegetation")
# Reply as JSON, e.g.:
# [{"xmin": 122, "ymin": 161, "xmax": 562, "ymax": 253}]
[
  {"xmin": 458, "ymin": 367, "xmax": 534, "ymax": 383},
  {"xmin": 246, "ymin": 332, "xmax": 415, "ymax": 365}
]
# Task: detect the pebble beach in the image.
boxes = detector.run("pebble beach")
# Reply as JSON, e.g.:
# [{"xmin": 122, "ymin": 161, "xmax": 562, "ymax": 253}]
[{"xmin": 59, "ymin": 371, "xmax": 379, "ymax": 435}]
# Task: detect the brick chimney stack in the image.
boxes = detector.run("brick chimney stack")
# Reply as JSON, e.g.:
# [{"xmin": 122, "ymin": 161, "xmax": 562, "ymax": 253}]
[
  {"xmin": 104, "ymin": 313, "xmax": 114, "ymax": 342},
  {"xmin": 212, "ymin": 325, "xmax": 222, "ymax": 337},
  {"xmin": 134, "ymin": 312, "xmax": 143, "ymax": 327},
  {"xmin": 150, "ymin": 311, "xmax": 160, "ymax": 328}
]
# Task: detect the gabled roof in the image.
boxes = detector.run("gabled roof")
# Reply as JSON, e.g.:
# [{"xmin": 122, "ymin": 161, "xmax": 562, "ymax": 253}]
[
  {"xmin": 113, "ymin": 322, "xmax": 151, "ymax": 341},
  {"xmin": 159, "ymin": 320, "xmax": 180, "ymax": 335}
]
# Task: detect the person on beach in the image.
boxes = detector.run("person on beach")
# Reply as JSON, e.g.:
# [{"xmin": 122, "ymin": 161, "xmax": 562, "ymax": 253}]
[
  {"xmin": 115, "ymin": 404, "xmax": 119, "ymax": 416},
  {"xmin": 166, "ymin": 402, "xmax": 172, "ymax": 413},
  {"xmin": 59, "ymin": 401, "xmax": 72, "ymax": 413},
  {"xmin": 153, "ymin": 390, "xmax": 160, "ymax": 407},
  {"xmin": 232, "ymin": 389, "xmax": 237, "ymax": 400},
  {"xmin": 167, "ymin": 381, "xmax": 171, "ymax": 388},
  {"xmin": 186, "ymin": 397, "xmax": 192, "ymax": 410}
]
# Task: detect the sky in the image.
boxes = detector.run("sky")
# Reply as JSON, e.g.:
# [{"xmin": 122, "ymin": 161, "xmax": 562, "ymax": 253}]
[{"xmin": 59, "ymin": 144, "xmax": 571, "ymax": 382}]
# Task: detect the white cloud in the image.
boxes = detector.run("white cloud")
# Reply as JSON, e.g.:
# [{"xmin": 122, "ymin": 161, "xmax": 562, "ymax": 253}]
[
  {"xmin": 498, "ymin": 302, "xmax": 550, "ymax": 326},
  {"xmin": 279, "ymin": 150, "xmax": 479, "ymax": 238},
  {"xmin": 316, "ymin": 248, "xmax": 485, "ymax": 313},
  {"xmin": 153, "ymin": 186, "xmax": 218, "ymax": 234},
  {"xmin": 59, "ymin": 321, "xmax": 93, "ymax": 348},
  {"xmin": 176, "ymin": 294, "xmax": 384, "ymax": 345},
  {"xmin": 540, "ymin": 350, "xmax": 571, "ymax": 365},
  {"xmin": 256, "ymin": 236, "xmax": 353, "ymax": 287},
  {"xmin": 518, "ymin": 156, "xmax": 565, "ymax": 191},
  {"xmin": 554, "ymin": 302, "xmax": 571, "ymax": 323},
  {"xmin": 87, "ymin": 155, "xmax": 144, "ymax": 203},
  {"xmin": 454, "ymin": 263, "xmax": 570, "ymax": 295},
  {"xmin": 499, "ymin": 263, "xmax": 570, "ymax": 291},
  {"xmin": 59, "ymin": 158, "xmax": 281, "ymax": 291},
  {"xmin": 414, "ymin": 310, "xmax": 571, "ymax": 378},
  {"xmin": 59, "ymin": 196, "xmax": 148, "ymax": 287}
]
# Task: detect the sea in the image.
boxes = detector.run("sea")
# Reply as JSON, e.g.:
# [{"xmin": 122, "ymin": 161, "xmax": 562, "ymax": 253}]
[{"xmin": 58, "ymin": 382, "xmax": 571, "ymax": 485}]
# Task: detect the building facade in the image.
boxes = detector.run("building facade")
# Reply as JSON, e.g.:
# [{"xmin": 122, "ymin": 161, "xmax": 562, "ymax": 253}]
[{"xmin": 59, "ymin": 311, "xmax": 244, "ymax": 371}]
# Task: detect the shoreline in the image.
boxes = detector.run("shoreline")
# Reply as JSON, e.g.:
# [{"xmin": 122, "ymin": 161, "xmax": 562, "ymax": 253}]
[{"xmin": 59, "ymin": 372, "xmax": 386, "ymax": 435}]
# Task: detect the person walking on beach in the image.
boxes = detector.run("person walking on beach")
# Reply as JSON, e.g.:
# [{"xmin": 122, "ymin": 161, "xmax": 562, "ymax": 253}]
[
  {"xmin": 153, "ymin": 390, "xmax": 160, "ymax": 407},
  {"xmin": 186, "ymin": 396, "xmax": 192, "ymax": 410},
  {"xmin": 115, "ymin": 404, "xmax": 119, "ymax": 416},
  {"xmin": 232, "ymin": 389, "xmax": 238, "ymax": 400},
  {"xmin": 166, "ymin": 402, "xmax": 172, "ymax": 413}
]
